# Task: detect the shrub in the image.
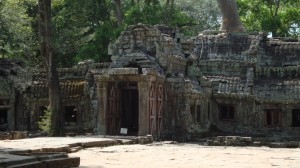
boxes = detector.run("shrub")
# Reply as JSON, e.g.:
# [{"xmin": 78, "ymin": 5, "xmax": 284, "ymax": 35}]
[{"xmin": 37, "ymin": 107, "xmax": 51, "ymax": 134}]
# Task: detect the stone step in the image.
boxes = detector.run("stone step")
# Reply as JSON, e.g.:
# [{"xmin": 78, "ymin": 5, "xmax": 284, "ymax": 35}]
[{"xmin": 7, "ymin": 161, "xmax": 45, "ymax": 168}]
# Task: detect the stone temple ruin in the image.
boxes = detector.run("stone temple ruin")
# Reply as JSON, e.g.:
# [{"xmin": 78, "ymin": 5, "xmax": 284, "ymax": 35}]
[{"xmin": 1, "ymin": 24, "xmax": 300, "ymax": 140}]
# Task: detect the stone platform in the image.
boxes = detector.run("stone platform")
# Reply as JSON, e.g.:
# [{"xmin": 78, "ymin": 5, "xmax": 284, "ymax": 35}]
[{"xmin": 0, "ymin": 135, "xmax": 152, "ymax": 168}]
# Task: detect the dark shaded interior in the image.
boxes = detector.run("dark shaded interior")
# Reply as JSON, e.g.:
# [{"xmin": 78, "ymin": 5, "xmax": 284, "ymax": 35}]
[
  {"xmin": 292, "ymin": 109, "xmax": 300, "ymax": 127},
  {"xmin": 219, "ymin": 105, "xmax": 235, "ymax": 120},
  {"xmin": 121, "ymin": 82, "xmax": 139, "ymax": 135},
  {"xmin": 65, "ymin": 106, "xmax": 77, "ymax": 122}
]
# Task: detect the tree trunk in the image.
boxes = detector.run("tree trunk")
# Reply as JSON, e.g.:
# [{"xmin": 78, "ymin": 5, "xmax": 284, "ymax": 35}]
[
  {"xmin": 164, "ymin": 0, "xmax": 170, "ymax": 24},
  {"xmin": 114, "ymin": 0, "xmax": 122, "ymax": 26},
  {"xmin": 38, "ymin": 0, "xmax": 64, "ymax": 136},
  {"xmin": 217, "ymin": 0, "xmax": 245, "ymax": 32}
]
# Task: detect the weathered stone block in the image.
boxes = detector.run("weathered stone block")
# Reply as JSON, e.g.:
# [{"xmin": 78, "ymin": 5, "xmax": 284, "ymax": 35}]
[
  {"xmin": 285, "ymin": 141, "xmax": 299, "ymax": 148},
  {"xmin": 7, "ymin": 161, "xmax": 46, "ymax": 168},
  {"xmin": 216, "ymin": 136, "xmax": 225, "ymax": 143},
  {"xmin": 206, "ymin": 140, "xmax": 214, "ymax": 146},
  {"xmin": 82, "ymin": 140, "xmax": 117, "ymax": 148},
  {"xmin": 252, "ymin": 141, "xmax": 262, "ymax": 147},
  {"xmin": 213, "ymin": 140, "xmax": 221, "ymax": 146},
  {"xmin": 43, "ymin": 157, "xmax": 80, "ymax": 168},
  {"xmin": 42, "ymin": 146, "xmax": 70, "ymax": 153},
  {"xmin": 106, "ymin": 68, "xmax": 139, "ymax": 75},
  {"xmin": 240, "ymin": 137, "xmax": 252, "ymax": 142},
  {"xmin": 269, "ymin": 142, "xmax": 287, "ymax": 148}
]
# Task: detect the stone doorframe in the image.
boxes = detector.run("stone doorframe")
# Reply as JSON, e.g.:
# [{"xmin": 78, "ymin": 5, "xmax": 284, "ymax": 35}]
[{"xmin": 94, "ymin": 68, "xmax": 164, "ymax": 137}]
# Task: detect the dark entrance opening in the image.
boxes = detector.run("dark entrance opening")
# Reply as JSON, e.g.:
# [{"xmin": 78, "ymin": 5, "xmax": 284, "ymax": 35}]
[
  {"xmin": 0, "ymin": 109, "xmax": 8, "ymax": 131},
  {"xmin": 265, "ymin": 110, "xmax": 272, "ymax": 125},
  {"xmin": 219, "ymin": 105, "xmax": 235, "ymax": 120},
  {"xmin": 65, "ymin": 106, "xmax": 77, "ymax": 123},
  {"xmin": 121, "ymin": 82, "xmax": 139, "ymax": 135},
  {"xmin": 292, "ymin": 109, "xmax": 300, "ymax": 127}
]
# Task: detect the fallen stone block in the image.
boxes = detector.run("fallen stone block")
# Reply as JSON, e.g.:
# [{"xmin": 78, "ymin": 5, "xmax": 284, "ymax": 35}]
[
  {"xmin": 235, "ymin": 141, "xmax": 247, "ymax": 146},
  {"xmin": 34, "ymin": 152, "xmax": 68, "ymax": 161},
  {"xmin": 7, "ymin": 161, "xmax": 45, "ymax": 168},
  {"xmin": 240, "ymin": 137, "xmax": 252, "ymax": 145},
  {"xmin": 0, "ymin": 132, "xmax": 12, "ymax": 140},
  {"xmin": 138, "ymin": 136, "xmax": 153, "ymax": 144},
  {"xmin": 225, "ymin": 136, "xmax": 240, "ymax": 146},
  {"xmin": 0, "ymin": 154, "xmax": 38, "ymax": 167},
  {"xmin": 43, "ymin": 157, "xmax": 80, "ymax": 168},
  {"xmin": 252, "ymin": 141, "xmax": 262, "ymax": 147},
  {"xmin": 42, "ymin": 146, "xmax": 70, "ymax": 153},
  {"xmin": 116, "ymin": 139, "xmax": 135, "ymax": 145},
  {"xmin": 70, "ymin": 146, "xmax": 82, "ymax": 153},
  {"xmin": 216, "ymin": 136, "xmax": 225, "ymax": 143},
  {"xmin": 269, "ymin": 142, "xmax": 287, "ymax": 148},
  {"xmin": 82, "ymin": 140, "xmax": 117, "ymax": 148},
  {"xmin": 68, "ymin": 143, "xmax": 82, "ymax": 148},
  {"xmin": 285, "ymin": 141, "xmax": 299, "ymax": 148},
  {"xmin": 213, "ymin": 141, "xmax": 221, "ymax": 146},
  {"xmin": 206, "ymin": 140, "xmax": 214, "ymax": 146},
  {"xmin": 240, "ymin": 137, "xmax": 252, "ymax": 142},
  {"xmin": 12, "ymin": 131, "xmax": 27, "ymax": 140},
  {"xmin": 5, "ymin": 149, "xmax": 31, "ymax": 155}
]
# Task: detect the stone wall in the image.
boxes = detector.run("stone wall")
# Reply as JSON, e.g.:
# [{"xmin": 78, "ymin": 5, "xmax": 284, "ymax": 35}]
[
  {"xmin": 1, "ymin": 25, "xmax": 300, "ymax": 140},
  {"xmin": 187, "ymin": 31, "xmax": 300, "ymax": 138}
]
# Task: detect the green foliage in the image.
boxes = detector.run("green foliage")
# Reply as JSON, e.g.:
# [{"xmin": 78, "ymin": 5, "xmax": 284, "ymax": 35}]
[
  {"xmin": 52, "ymin": 0, "xmax": 111, "ymax": 67},
  {"xmin": 0, "ymin": 0, "xmax": 222, "ymax": 67},
  {"xmin": 124, "ymin": 4, "xmax": 162, "ymax": 25},
  {"xmin": 4, "ymin": 0, "xmax": 298, "ymax": 69},
  {"xmin": 37, "ymin": 107, "xmax": 52, "ymax": 134},
  {"xmin": 126, "ymin": 0, "xmax": 220, "ymax": 34},
  {"xmin": 237, "ymin": 0, "xmax": 300, "ymax": 37},
  {"xmin": 174, "ymin": 0, "xmax": 220, "ymax": 35},
  {"xmin": 75, "ymin": 22, "xmax": 122, "ymax": 63},
  {"xmin": 0, "ymin": 0, "xmax": 38, "ymax": 63}
]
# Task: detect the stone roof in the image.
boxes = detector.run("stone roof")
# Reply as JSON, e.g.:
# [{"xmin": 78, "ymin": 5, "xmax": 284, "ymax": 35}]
[{"xmin": 30, "ymin": 80, "xmax": 85, "ymax": 99}]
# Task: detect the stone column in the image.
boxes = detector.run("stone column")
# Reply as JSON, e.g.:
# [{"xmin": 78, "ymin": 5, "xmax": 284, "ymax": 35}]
[
  {"xmin": 95, "ymin": 76, "xmax": 109, "ymax": 135},
  {"xmin": 138, "ymin": 79, "xmax": 150, "ymax": 136}
]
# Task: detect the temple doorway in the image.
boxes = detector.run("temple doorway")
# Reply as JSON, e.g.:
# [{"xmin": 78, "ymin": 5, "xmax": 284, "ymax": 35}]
[{"xmin": 106, "ymin": 82, "xmax": 139, "ymax": 135}]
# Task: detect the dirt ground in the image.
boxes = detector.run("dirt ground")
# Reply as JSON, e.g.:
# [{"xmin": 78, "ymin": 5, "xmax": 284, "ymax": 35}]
[{"xmin": 70, "ymin": 142, "xmax": 300, "ymax": 168}]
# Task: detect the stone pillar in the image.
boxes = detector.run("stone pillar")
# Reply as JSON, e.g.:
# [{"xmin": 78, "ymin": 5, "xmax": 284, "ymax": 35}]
[
  {"xmin": 96, "ymin": 76, "xmax": 108, "ymax": 135},
  {"xmin": 138, "ymin": 80, "xmax": 149, "ymax": 136},
  {"xmin": 8, "ymin": 91, "xmax": 15, "ymax": 131}
]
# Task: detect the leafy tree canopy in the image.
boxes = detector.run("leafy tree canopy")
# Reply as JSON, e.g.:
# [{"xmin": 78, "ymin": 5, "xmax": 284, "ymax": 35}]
[
  {"xmin": 2, "ymin": 0, "xmax": 299, "ymax": 68},
  {"xmin": 0, "ymin": 0, "xmax": 37, "ymax": 62},
  {"xmin": 238, "ymin": 0, "xmax": 300, "ymax": 37}
]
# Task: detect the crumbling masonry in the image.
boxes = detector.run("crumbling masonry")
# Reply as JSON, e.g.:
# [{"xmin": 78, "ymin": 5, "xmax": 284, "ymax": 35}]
[{"xmin": 1, "ymin": 24, "xmax": 300, "ymax": 139}]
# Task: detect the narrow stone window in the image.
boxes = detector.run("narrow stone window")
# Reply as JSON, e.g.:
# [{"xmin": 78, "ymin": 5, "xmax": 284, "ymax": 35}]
[
  {"xmin": 65, "ymin": 106, "xmax": 77, "ymax": 122},
  {"xmin": 219, "ymin": 105, "xmax": 235, "ymax": 120},
  {"xmin": 292, "ymin": 109, "xmax": 300, "ymax": 127},
  {"xmin": 264, "ymin": 109, "xmax": 281, "ymax": 126},
  {"xmin": 190, "ymin": 104, "xmax": 196, "ymax": 123}
]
